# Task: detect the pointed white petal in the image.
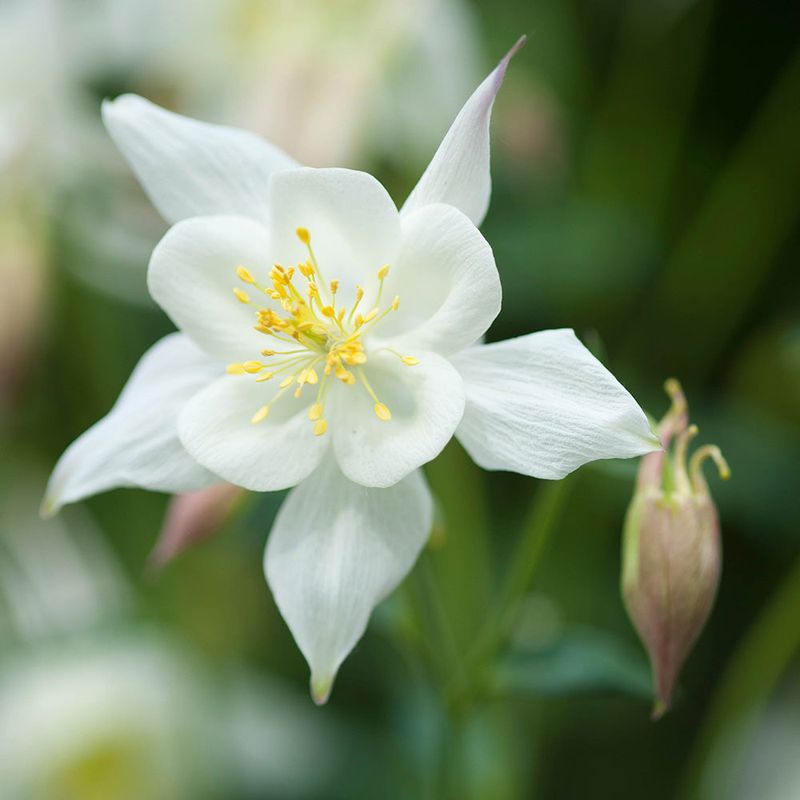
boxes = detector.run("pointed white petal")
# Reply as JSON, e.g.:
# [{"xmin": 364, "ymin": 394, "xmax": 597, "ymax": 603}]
[
  {"xmin": 266, "ymin": 168, "xmax": 401, "ymax": 292},
  {"xmin": 376, "ymin": 203, "xmax": 501, "ymax": 355},
  {"xmin": 332, "ymin": 350, "xmax": 465, "ymax": 488},
  {"xmin": 43, "ymin": 334, "xmax": 219, "ymax": 516},
  {"xmin": 265, "ymin": 458, "xmax": 433, "ymax": 703},
  {"xmin": 148, "ymin": 215, "xmax": 273, "ymax": 360},
  {"xmin": 102, "ymin": 94, "xmax": 298, "ymax": 224},
  {"xmin": 401, "ymin": 37, "xmax": 525, "ymax": 226},
  {"xmin": 177, "ymin": 375, "xmax": 329, "ymax": 492},
  {"xmin": 453, "ymin": 329, "xmax": 661, "ymax": 478}
]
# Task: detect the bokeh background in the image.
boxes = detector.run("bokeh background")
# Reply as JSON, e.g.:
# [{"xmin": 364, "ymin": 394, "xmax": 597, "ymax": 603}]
[{"xmin": 1, "ymin": 0, "xmax": 799, "ymax": 798}]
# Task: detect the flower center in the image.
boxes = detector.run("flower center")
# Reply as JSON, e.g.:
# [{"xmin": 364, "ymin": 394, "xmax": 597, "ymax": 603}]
[{"xmin": 226, "ymin": 227, "xmax": 419, "ymax": 436}]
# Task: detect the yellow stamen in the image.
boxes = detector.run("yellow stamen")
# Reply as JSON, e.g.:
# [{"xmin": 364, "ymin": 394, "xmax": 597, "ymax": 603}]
[
  {"xmin": 227, "ymin": 363, "xmax": 246, "ymax": 375},
  {"xmin": 233, "ymin": 288, "xmax": 250, "ymax": 304},
  {"xmin": 377, "ymin": 265, "xmax": 390, "ymax": 280},
  {"xmin": 296, "ymin": 227, "xmax": 310, "ymax": 245},
  {"xmin": 401, "ymin": 356, "xmax": 419, "ymax": 366},
  {"xmin": 251, "ymin": 405, "xmax": 270, "ymax": 424},
  {"xmin": 243, "ymin": 360, "xmax": 264, "ymax": 373},
  {"xmin": 308, "ymin": 403, "xmax": 323, "ymax": 421},
  {"xmin": 314, "ymin": 418, "xmax": 328, "ymax": 436},
  {"xmin": 236, "ymin": 266, "xmax": 256, "ymax": 284},
  {"xmin": 255, "ymin": 372, "xmax": 273, "ymax": 382},
  {"xmin": 374, "ymin": 402, "xmax": 392, "ymax": 421}
]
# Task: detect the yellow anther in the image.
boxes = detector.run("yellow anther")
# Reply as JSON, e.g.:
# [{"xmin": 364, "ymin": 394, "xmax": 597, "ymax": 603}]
[
  {"xmin": 401, "ymin": 356, "xmax": 419, "ymax": 366},
  {"xmin": 279, "ymin": 376, "xmax": 294, "ymax": 389},
  {"xmin": 236, "ymin": 266, "xmax": 256, "ymax": 284},
  {"xmin": 308, "ymin": 403, "xmax": 323, "ymax": 421},
  {"xmin": 227, "ymin": 363, "xmax": 246, "ymax": 375},
  {"xmin": 306, "ymin": 369, "xmax": 319, "ymax": 385},
  {"xmin": 330, "ymin": 280, "xmax": 339, "ymax": 294},
  {"xmin": 377, "ymin": 265, "xmax": 390, "ymax": 280},
  {"xmin": 307, "ymin": 283, "xmax": 318, "ymax": 297},
  {"xmin": 255, "ymin": 372, "xmax": 273, "ymax": 382},
  {"xmin": 374, "ymin": 402, "xmax": 392, "ymax": 421},
  {"xmin": 321, "ymin": 305, "xmax": 335, "ymax": 317},
  {"xmin": 355, "ymin": 286, "xmax": 364, "ymax": 301},
  {"xmin": 299, "ymin": 262, "xmax": 314, "ymax": 278},
  {"xmin": 296, "ymin": 227, "xmax": 310, "ymax": 244},
  {"xmin": 261, "ymin": 349, "xmax": 276, "ymax": 356},
  {"xmin": 355, "ymin": 313, "xmax": 364, "ymax": 327},
  {"xmin": 243, "ymin": 360, "xmax": 263, "ymax": 373},
  {"xmin": 251, "ymin": 405, "xmax": 270, "ymax": 424},
  {"xmin": 337, "ymin": 307, "xmax": 346, "ymax": 322},
  {"xmin": 313, "ymin": 418, "xmax": 328, "ymax": 436},
  {"xmin": 391, "ymin": 296, "xmax": 400, "ymax": 311},
  {"xmin": 336, "ymin": 367, "xmax": 356, "ymax": 385},
  {"xmin": 233, "ymin": 288, "xmax": 251, "ymax": 304},
  {"xmin": 343, "ymin": 351, "xmax": 367, "ymax": 365}
]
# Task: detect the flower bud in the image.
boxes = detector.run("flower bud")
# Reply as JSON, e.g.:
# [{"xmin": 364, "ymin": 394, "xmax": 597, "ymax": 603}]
[
  {"xmin": 621, "ymin": 379, "xmax": 729, "ymax": 719},
  {"xmin": 148, "ymin": 483, "xmax": 243, "ymax": 570}
]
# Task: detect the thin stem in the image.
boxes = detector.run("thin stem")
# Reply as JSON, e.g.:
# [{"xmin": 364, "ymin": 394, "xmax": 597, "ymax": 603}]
[{"xmin": 446, "ymin": 477, "xmax": 574, "ymax": 707}]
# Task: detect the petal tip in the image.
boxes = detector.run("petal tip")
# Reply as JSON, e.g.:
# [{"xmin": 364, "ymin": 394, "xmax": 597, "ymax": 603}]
[
  {"xmin": 310, "ymin": 673, "xmax": 334, "ymax": 706},
  {"xmin": 39, "ymin": 493, "xmax": 59, "ymax": 520}
]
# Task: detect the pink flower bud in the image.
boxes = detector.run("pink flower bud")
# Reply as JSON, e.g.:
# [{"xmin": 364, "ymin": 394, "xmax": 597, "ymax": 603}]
[
  {"xmin": 148, "ymin": 483, "xmax": 243, "ymax": 570},
  {"xmin": 621, "ymin": 379, "xmax": 730, "ymax": 719}
]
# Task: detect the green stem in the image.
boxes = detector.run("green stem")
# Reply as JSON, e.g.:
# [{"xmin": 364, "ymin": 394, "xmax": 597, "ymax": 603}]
[
  {"xmin": 448, "ymin": 477, "xmax": 574, "ymax": 707},
  {"xmin": 677, "ymin": 555, "xmax": 800, "ymax": 800}
]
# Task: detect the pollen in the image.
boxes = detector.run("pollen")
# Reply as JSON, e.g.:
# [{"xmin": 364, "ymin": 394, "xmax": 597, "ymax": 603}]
[
  {"xmin": 236, "ymin": 266, "xmax": 256, "ymax": 284},
  {"xmin": 227, "ymin": 227, "xmax": 407, "ymax": 435},
  {"xmin": 251, "ymin": 405, "xmax": 270, "ymax": 424},
  {"xmin": 374, "ymin": 402, "xmax": 392, "ymax": 421}
]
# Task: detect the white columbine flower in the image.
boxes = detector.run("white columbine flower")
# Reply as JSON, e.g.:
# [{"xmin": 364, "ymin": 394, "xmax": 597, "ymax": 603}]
[{"xmin": 44, "ymin": 38, "xmax": 660, "ymax": 703}]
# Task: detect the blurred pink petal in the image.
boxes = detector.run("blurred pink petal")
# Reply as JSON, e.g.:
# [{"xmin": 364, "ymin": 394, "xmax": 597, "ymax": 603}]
[{"xmin": 149, "ymin": 483, "xmax": 243, "ymax": 569}]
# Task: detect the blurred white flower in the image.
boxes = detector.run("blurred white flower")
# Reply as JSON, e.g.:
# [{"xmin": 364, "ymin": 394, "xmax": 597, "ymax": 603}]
[
  {"xmin": 0, "ymin": 474, "xmax": 337, "ymax": 799},
  {"xmin": 45, "ymin": 39, "xmax": 659, "ymax": 702}
]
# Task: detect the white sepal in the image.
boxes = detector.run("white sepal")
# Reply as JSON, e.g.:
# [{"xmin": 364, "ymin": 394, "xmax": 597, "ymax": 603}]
[
  {"xmin": 453, "ymin": 329, "xmax": 661, "ymax": 479},
  {"xmin": 43, "ymin": 334, "xmax": 219, "ymax": 516},
  {"xmin": 265, "ymin": 458, "xmax": 433, "ymax": 703},
  {"xmin": 102, "ymin": 94, "xmax": 297, "ymax": 224},
  {"xmin": 401, "ymin": 37, "xmax": 525, "ymax": 226}
]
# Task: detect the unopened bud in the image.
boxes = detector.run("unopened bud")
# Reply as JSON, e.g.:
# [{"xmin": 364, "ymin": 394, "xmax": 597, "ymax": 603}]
[{"xmin": 621, "ymin": 379, "xmax": 729, "ymax": 719}]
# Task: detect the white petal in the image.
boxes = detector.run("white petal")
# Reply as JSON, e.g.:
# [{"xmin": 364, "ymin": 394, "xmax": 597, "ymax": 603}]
[
  {"xmin": 177, "ymin": 375, "xmax": 329, "ymax": 492},
  {"xmin": 453, "ymin": 329, "xmax": 661, "ymax": 478},
  {"xmin": 332, "ymin": 350, "xmax": 465, "ymax": 488},
  {"xmin": 148, "ymin": 215, "xmax": 273, "ymax": 360},
  {"xmin": 102, "ymin": 94, "xmax": 298, "ymax": 224},
  {"xmin": 265, "ymin": 458, "xmax": 433, "ymax": 703},
  {"xmin": 375, "ymin": 203, "xmax": 501, "ymax": 355},
  {"xmin": 43, "ymin": 334, "xmax": 219, "ymax": 516},
  {"xmin": 266, "ymin": 168, "xmax": 400, "ymax": 293},
  {"xmin": 401, "ymin": 37, "xmax": 525, "ymax": 226}
]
